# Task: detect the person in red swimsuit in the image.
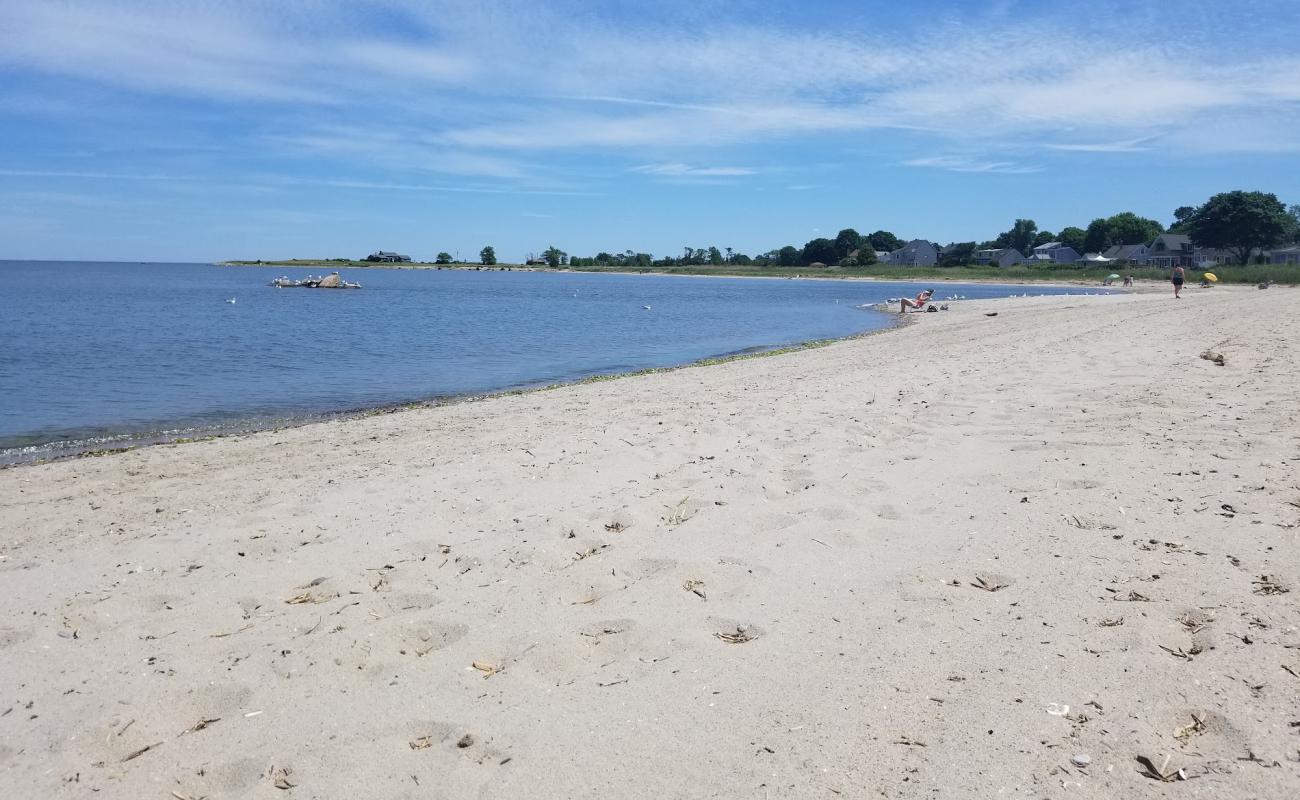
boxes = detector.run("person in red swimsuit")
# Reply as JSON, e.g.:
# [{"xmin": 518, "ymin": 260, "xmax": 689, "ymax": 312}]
[{"xmin": 900, "ymin": 288, "xmax": 934, "ymax": 313}]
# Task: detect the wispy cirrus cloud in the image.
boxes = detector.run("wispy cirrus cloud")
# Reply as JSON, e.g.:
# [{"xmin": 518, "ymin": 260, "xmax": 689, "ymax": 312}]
[
  {"xmin": 1046, "ymin": 137, "xmax": 1159, "ymax": 153},
  {"xmin": 0, "ymin": 168, "xmax": 191, "ymax": 181},
  {"xmin": 631, "ymin": 163, "xmax": 757, "ymax": 178},
  {"xmin": 903, "ymin": 156, "xmax": 1042, "ymax": 175}
]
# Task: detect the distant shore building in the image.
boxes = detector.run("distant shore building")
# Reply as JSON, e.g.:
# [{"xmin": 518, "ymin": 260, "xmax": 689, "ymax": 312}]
[
  {"xmin": 1101, "ymin": 243, "xmax": 1149, "ymax": 264},
  {"xmin": 1030, "ymin": 242, "xmax": 1081, "ymax": 264},
  {"xmin": 972, "ymin": 247, "xmax": 1026, "ymax": 267},
  {"xmin": 366, "ymin": 250, "xmax": 412, "ymax": 263},
  {"xmin": 1128, "ymin": 234, "xmax": 1261, "ymax": 267},
  {"xmin": 1141, "ymin": 234, "xmax": 1195, "ymax": 268},
  {"xmin": 880, "ymin": 240, "xmax": 939, "ymax": 267},
  {"xmin": 1268, "ymin": 245, "xmax": 1300, "ymax": 265}
]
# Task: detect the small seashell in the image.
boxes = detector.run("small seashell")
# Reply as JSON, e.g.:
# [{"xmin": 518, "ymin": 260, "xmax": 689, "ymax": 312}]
[{"xmin": 1071, "ymin": 754, "xmax": 1091, "ymax": 767}]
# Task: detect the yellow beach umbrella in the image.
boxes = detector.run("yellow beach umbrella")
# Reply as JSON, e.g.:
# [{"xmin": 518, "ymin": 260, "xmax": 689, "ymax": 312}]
[{"xmin": 1204, "ymin": 272, "xmax": 1218, "ymax": 282}]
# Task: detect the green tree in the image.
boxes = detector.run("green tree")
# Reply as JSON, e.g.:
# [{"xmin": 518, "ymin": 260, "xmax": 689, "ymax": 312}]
[
  {"xmin": 856, "ymin": 246, "xmax": 878, "ymax": 265},
  {"xmin": 1108, "ymin": 212, "xmax": 1163, "ymax": 246},
  {"xmin": 994, "ymin": 219, "xmax": 1038, "ymax": 254},
  {"xmin": 1169, "ymin": 206, "xmax": 1197, "ymax": 233},
  {"xmin": 479, "ymin": 246, "xmax": 497, "ymax": 265},
  {"xmin": 867, "ymin": 230, "xmax": 902, "ymax": 253},
  {"xmin": 1185, "ymin": 191, "xmax": 1292, "ymax": 265},
  {"xmin": 542, "ymin": 246, "xmax": 567, "ymax": 268},
  {"xmin": 1082, "ymin": 212, "xmax": 1164, "ymax": 253},
  {"xmin": 435, "ymin": 252, "xmax": 453, "ymax": 264},
  {"xmin": 708, "ymin": 246, "xmax": 724, "ymax": 265},
  {"xmin": 1032, "ymin": 230, "xmax": 1056, "ymax": 248},
  {"xmin": 800, "ymin": 238, "xmax": 837, "ymax": 265},
  {"xmin": 939, "ymin": 242, "xmax": 977, "ymax": 267},
  {"xmin": 833, "ymin": 228, "xmax": 863, "ymax": 260},
  {"xmin": 1082, "ymin": 218, "xmax": 1111, "ymax": 254},
  {"xmin": 777, "ymin": 245, "xmax": 801, "ymax": 267},
  {"xmin": 1058, "ymin": 226, "xmax": 1087, "ymax": 254}
]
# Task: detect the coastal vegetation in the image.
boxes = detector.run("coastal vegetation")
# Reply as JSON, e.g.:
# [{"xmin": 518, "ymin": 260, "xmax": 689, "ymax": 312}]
[
  {"xmin": 226, "ymin": 190, "xmax": 1300, "ymax": 284},
  {"xmin": 557, "ymin": 190, "xmax": 1297, "ymax": 276},
  {"xmin": 223, "ymin": 258, "xmax": 1300, "ymax": 285}
]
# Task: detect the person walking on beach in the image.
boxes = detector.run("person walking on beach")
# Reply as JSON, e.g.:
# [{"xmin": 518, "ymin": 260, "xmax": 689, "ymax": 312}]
[
  {"xmin": 900, "ymin": 288, "xmax": 934, "ymax": 313},
  {"xmin": 1172, "ymin": 266, "xmax": 1185, "ymax": 299}
]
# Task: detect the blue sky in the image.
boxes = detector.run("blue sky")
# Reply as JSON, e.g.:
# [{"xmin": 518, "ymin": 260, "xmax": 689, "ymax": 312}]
[{"xmin": 1, "ymin": 0, "xmax": 1298, "ymax": 262}]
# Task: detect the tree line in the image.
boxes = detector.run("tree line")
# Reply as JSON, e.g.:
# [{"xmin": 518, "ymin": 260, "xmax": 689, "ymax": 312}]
[{"xmin": 471, "ymin": 190, "xmax": 1297, "ymax": 269}]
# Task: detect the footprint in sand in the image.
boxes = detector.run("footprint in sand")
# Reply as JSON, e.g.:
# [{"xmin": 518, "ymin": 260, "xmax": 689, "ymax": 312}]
[
  {"xmin": 385, "ymin": 592, "xmax": 443, "ymax": 612},
  {"xmin": 0, "ymin": 626, "xmax": 34, "ymax": 649},
  {"xmin": 876, "ymin": 504, "xmax": 905, "ymax": 521},
  {"xmin": 625, "ymin": 557, "xmax": 678, "ymax": 580},
  {"xmin": 397, "ymin": 621, "xmax": 470, "ymax": 656},
  {"xmin": 188, "ymin": 756, "xmax": 266, "ymax": 796}
]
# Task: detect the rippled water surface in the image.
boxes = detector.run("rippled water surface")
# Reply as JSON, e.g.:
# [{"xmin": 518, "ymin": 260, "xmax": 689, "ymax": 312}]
[{"xmin": 0, "ymin": 261, "xmax": 1097, "ymax": 462}]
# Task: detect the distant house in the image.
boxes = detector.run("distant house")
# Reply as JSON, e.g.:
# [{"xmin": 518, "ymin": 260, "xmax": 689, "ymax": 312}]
[
  {"xmin": 1142, "ymin": 234, "xmax": 1195, "ymax": 268},
  {"xmin": 366, "ymin": 250, "xmax": 412, "ymax": 263},
  {"xmin": 972, "ymin": 248, "xmax": 1026, "ymax": 267},
  {"xmin": 1030, "ymin": 242, "xmax": 1081, "ymax": 264},
  {"xmin": 881, "ymin": 240, "xmax": 939, "ymax": 267},
  {"xmin": 1194, "ymin": 248, "xmax": 1243, "ymax": 267},
  {"xmin": 1269, "ymin": 245, "xmax": 1300, "ymax": 265},
  {"xmin": 1101, "ymin": 243, "xmax": 1149, "ymax": 264}
]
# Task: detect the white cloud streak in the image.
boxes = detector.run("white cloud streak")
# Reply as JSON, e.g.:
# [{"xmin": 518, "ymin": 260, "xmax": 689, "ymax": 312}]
[
  {"xmin": 1045, "ymin": 137, "xmax": 1158, "ymax": 153},
  {"xmin": 630, "ymin": 163, "xmax": 757, "ymax": 178},
  {"xmin": 903, "ymin": 156, "xmax": 1042, "ymax": 175}
]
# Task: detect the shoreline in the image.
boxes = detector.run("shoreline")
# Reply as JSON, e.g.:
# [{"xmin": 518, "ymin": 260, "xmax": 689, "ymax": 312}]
[
  {"xmin": 218, "ymin": 259, "xmax": 1156, "ymax": 288},
  {"xmin": 4, "ymin": 287, "xmax": 1296, "ymax": 798},
  {"xmin": 0, "ymin": 312, "xmax": 908, "ymax": 468}
]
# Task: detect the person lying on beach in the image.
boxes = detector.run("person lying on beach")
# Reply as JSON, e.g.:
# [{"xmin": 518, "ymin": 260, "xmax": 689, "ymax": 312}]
[{"xmin": 900, "ymin": 289, "xmax": 934, "ymax": 313}]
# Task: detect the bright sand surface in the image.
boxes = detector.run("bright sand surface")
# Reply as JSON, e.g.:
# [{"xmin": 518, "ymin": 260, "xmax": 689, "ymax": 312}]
[{"xmin": 2, "ymin": 288, "xmax": 1298, "ymax": 799}]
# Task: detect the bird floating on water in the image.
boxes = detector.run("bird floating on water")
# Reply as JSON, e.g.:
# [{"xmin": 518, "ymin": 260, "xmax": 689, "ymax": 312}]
[
  {"xmin": 226, "ymin": 297, "xmax": 236, "ymax": 304},
  {"xmin": 642, "ymin": 305, "xmax": 652, "ymax": 310}
]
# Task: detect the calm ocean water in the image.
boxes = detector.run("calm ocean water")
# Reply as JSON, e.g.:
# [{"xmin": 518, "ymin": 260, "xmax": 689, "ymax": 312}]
[{"xmin": 0, "ymin": 261, "xmax": 1099, "ymax": 463}]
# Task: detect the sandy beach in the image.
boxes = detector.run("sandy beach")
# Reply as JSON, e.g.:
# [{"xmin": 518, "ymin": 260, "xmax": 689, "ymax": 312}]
[{"xmin": 2, "ymin": 287, "xmax": 1298, "ymax": 798}]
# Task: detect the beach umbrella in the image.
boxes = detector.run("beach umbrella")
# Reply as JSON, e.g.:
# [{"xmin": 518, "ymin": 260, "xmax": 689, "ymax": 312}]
[
  {"xmin": 1107, "ymin": 273, "xmax": 1120, "ymax": 281},
  {"xmin": 1204, "ymin": 272, "xmax": 1218, "ymax": 282}
]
